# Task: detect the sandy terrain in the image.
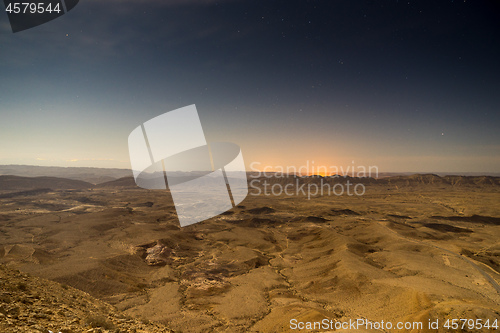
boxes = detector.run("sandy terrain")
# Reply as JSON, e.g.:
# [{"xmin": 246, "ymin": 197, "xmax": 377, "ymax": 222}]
[{"xmin": 1, "ymin": 176, "xmax": 500, "ymax": 332}]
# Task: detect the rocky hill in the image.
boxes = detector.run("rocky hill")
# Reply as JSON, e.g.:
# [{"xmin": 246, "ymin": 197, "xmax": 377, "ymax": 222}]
[
  {"xmin": 0, "ymin": 165, "xmax": 131, "ymax": 184},
  {"xmin": 0, "ymin": 176, "xmax": 93, "ymax": 191},
  {"xmin": 95, "ymin": 176, "xmax": 138, "ymax": 188},
  {"xmin": 0, "ymin": 264, "xmax": 172, "ymax": 333}
]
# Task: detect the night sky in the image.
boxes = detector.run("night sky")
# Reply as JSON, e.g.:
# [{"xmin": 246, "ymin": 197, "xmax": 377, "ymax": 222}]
[{"xmin": 1, "ymin": 0, "xmax": 499, "ymax": 173}]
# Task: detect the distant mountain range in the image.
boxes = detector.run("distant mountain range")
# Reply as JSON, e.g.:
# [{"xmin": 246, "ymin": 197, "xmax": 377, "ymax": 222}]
[
  {"xmin": 0, "ymin": 165, "xmax": 498, "ymax": 185},
  {"xmin": 0, "ymin": 173, "xmax": 499, "ymax": 192},
  {"xmin": 249, "ymin": 173, "xmax": 500, "ymax": 187},
  {"xmin": 0, "ymin": 165, "xmax": 131, "ymax": 184}
]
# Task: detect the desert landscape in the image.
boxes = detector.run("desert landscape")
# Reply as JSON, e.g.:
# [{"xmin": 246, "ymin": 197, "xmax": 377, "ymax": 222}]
[
  {"xmin": 2, "ymin": 0, "xmax": 498, "ymax": 332},
  {"xmin": 1, "ymin": 172, "xmax": 500, "ymax": 332}
]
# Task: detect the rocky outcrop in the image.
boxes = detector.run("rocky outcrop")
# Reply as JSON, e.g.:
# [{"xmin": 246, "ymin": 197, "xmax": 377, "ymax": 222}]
[{"xmin": 144, "ymin": 242, "xmax": 172, "ymax": 266}]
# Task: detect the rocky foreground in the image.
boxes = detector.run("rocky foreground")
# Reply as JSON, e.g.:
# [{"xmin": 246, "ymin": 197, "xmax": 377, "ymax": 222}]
[{"xmin": 0, "ymin": 265, "xmax": 171, "ymax": 333}]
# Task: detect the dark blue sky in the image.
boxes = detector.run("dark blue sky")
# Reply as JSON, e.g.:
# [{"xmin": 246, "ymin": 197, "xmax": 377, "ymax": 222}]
[{"xmin": 1, "ymin": 0, "xmax": 499, "ymax": 173}]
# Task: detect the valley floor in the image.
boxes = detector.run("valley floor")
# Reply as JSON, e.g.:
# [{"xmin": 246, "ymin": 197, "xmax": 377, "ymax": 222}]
[{"xmin": 1, "ymin": 184, "xmax": 500, "ymax": 332}]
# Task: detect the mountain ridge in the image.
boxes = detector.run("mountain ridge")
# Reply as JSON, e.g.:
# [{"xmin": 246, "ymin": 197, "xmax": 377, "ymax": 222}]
[{"xmin": 1, "ymin": 173, "xmax": 499, "ymax": 191}]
